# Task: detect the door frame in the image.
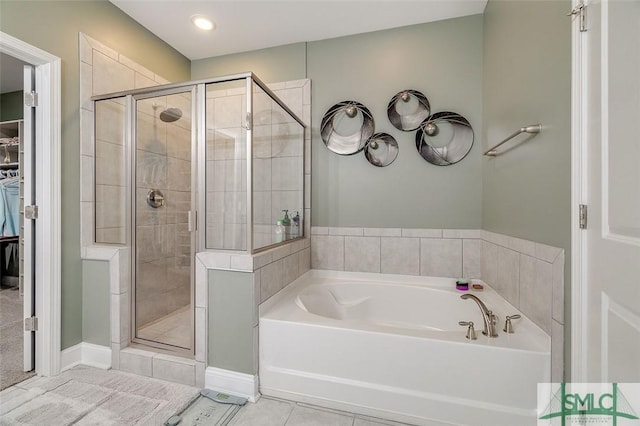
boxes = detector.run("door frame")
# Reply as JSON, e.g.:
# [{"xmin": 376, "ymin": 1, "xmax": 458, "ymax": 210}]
[
  {"xmin": 570, "ymin": 0, "xmax": 588, "ymax": 382},
  {"xmin": 0, "ymin": 31, "xmax": 62, "ymax": 376}
]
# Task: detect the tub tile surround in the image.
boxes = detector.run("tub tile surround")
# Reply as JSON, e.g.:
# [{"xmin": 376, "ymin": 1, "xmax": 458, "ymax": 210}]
[{"xmin": 311, "ymin": 226, "xmax": 565, "ymax": 381}]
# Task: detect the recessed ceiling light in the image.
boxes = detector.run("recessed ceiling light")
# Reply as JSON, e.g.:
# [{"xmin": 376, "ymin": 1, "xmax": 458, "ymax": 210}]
[{"xmin": 191, "ymin": 15, "xmax": 215, "ymax": 31}]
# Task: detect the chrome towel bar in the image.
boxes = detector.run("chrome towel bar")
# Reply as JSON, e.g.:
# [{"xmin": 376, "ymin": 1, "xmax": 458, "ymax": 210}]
[{"xmin": 484, "ymin": 124, "xmax": 542, "ymax": 156}]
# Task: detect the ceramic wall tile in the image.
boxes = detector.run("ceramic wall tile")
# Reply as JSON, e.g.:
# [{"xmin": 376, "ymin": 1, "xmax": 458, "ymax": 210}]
[
  {"xmin": 551, "ymin": 320, "xmax": 565, "ymax": 382},
  {"xmin": 495, "ymin": 246, "xmax": 520, "ymax": 308},
  {"xmin": 345, "ymin": 236, "xmax": 381, "ymax": 273},
  {"xmin": 401, "ymin": 229, "xmax": 442, "ymax": 238},
  {"xmin": 524, "ymin": 259, "xmax": 553, "ymax": 334},
  {"xmin": 380, "ymin": 237, "xmax": 420, "ymax": 275},
  {"xmin": 552, "ymin": 252, "xmax": 565, "ymax": 324},
  {"xmin": 214, "ymin": 95, "xmax": 243, "ymax": 129},
  {"xmin": 152, "ymin": 356, "xmax": 195, "ymax": 386},
  {"xmin": 311, "ymin": 235, "xmax": 344, "ymax": 270},
  {"xmin": 420, "ymin": 239, "xmax": 462, "ymax": 278},
  {"xmin": 136, "ymin": 111, "xmax": 167, "ymax": 155},
  {"xmin": 260, "ymin": 259, "xmax": 284, "ymax": 302},
  {"xmin": 364, "ymin": 228, "xmax": 402, "ymax": 237},
  {"xmin": 93, "ymin": 51, "xmax": 135, "ymax": 95},
  {"xmin": 119, "ymin": 349, "xmax": 152, "ymax": 377},
  {"xmin": 462, "ymin": 239, "xmax": 482, "ymax": 279},
  {"xmin": 481, "ymin": 241, "xmax": 498, "ymax": 288},
  {"xmin": 282, "ymin": 253, "xmax": 300, "ymax": 287}
]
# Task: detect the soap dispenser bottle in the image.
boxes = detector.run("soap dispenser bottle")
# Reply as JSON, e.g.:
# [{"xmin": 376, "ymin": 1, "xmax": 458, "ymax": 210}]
[
  {"xmin": 275, "ymin": 220, "xmax": 285, "ymax": 243},
  {"xmin": 282, "ymin": 210, "xmax": 292, "ymax": 240},
  {"xmin": 292, "ymin": 211, "xmax": 301, "ymax": 238}
]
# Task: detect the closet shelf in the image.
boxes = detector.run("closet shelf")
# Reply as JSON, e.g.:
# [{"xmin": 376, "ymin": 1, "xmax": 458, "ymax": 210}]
[{"xmin": 0, "ymin": 162, "xmax": 19, "ymax": 168}]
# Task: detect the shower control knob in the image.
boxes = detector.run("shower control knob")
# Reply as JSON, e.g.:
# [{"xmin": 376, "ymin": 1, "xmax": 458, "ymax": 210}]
[{"xmin": 147, "ymin": 189, "xmax": 165, "ymax": 208}]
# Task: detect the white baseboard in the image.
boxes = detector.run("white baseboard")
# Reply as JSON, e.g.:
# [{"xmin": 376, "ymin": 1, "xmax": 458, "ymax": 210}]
[
  {"xmin": 61, "ymin": 342, "xmax": 111, "ymax": 371},
  {"xmin": 204, "ymin": 367, "xmax": 259, "ymax": 402},
  {"xmin": 60, "ymin": 343, "xmax": 82, "ymax": 371}
]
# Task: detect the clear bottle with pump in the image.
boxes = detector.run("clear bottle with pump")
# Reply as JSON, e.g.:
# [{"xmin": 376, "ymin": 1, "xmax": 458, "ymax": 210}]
[
  {"xmin": 292, "ymin": 211, "xmax": 301, "ymax": 238},
  {"xmin": 282, "ymin": 210, "xmax": 292, "ymax": 240},
  {"xmin": 275, "ymin": 220, "xmax": 285, "ymax": 243}
]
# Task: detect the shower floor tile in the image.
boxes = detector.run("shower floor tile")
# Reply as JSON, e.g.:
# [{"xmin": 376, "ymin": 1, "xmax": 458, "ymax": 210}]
[{"xmin": 138, "ymin": 306, "xmax": 191, "ymax": 348}]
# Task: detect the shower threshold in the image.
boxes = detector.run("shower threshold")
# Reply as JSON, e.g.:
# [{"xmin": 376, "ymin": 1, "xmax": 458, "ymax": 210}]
[{"xmin": 138, "ymin": 306, "xmax": 191, "ymax": 349}]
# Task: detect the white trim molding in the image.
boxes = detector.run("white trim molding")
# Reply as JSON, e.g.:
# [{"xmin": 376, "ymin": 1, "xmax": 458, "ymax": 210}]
[
  {"xmin": 205, "ymin": 367, "xmax": 260, "ymax": 402},
  {"xmin": 61, "ymin": 342, "xmax": 112, "ymax": 371},
  {"xmin": 0, "ymin": 31, "xmax": 62, "ymax": 377},
  {"xmin": 570, "ymin": 0, "xmax": 588, "ymax": 382}
]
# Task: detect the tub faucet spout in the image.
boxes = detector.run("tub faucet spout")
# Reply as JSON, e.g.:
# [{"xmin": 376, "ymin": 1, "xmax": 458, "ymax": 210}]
[{"xmin": 460, "ymin": 294, "xmax": 498, "ymax": 337}]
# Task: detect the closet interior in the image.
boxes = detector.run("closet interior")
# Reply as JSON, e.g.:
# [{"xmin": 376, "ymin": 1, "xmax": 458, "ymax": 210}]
[{"xmin": 0, "ymin": 120, "xmax": 23, "ymax": 294}]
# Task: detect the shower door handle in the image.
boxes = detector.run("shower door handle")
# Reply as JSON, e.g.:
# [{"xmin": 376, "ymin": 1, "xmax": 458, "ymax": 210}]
[{"xmin": 188, "ymin": 210, "xmax": 197, "ymax": 232}]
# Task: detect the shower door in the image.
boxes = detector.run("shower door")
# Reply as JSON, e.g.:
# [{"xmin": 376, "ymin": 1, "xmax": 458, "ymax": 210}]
[{"xmin": 132, "ymin": 88, "xmax": 195, "ymax": 352}]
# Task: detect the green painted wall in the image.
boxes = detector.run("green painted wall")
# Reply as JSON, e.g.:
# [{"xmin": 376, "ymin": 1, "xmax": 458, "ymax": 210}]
[
  {"xmin": 482, "ymin": 0, "xmax": 571, "ymax": 376},
  {"xmin": 82, "ymin": 260, "xmax": 110, "ymax": 346},
  {"xmin": 482, "ymin": 0, "xmax": 571, "ymax": 250},
  {"xmin": 192, "ymin": 43, "xmax": 307, "ymax": 83},
  {"xmin": 309, "ymin": 16, "xmax": 483, "ymax": 228},
  {"xmin": 0, "ymin": 0, "xmax": 190, "ymax": 349},
  {"xmin": 208, "ymin": 270, "xmax": 256, "ymax": 375},
  {"xmin": 0, "ymin": 91, "xmax": 23, "ymax": 121}
]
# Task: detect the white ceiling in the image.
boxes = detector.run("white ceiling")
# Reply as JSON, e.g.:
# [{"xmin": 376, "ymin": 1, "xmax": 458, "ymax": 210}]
[{"xmin": 109, "ymin": 1, "xmax": 487, "ymax": 60}]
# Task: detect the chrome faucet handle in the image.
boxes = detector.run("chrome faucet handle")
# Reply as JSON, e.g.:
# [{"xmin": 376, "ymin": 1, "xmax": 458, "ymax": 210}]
[
  {"xmin": 503, "ymin": 314, "xmax": 521, "ymax": 333},
  {"xmin": 485, "ymin": 310, "xmax": 499, "ymax": 337},
  {"xmin": 458, "ymin": 321, "xmax": 477, "ymax": 340}
]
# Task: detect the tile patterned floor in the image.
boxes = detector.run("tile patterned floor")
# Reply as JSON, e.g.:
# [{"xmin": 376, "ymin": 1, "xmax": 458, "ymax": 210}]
[
  {"xmin": 0, "ymin": 366, "xmax": 416, "ymax": 425},
  {"xmin": 0, "ymin": 365, "xmax": 198, "ymax": 425},
  {"xmin": 137, "ymin": 307, "xmax": 191, "ymax": 349},
  {"xmin": 228, "ymin": 396, "xmax": 415, "ymax": 426}
]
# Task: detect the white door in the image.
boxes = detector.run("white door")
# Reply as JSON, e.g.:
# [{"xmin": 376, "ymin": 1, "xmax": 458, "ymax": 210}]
[
  {"xmin": 22, "ymin": 64, "xmax": 36, "ymax": 372},
  {"xmin": 581, "ymin": 0, "xmax": 640, "ymax": 382}
]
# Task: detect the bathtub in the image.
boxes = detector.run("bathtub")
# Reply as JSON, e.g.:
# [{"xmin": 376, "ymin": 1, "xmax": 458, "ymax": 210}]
[{"xmin": 259, "ymin": 270, "xmax": 550, "ymax": 426}]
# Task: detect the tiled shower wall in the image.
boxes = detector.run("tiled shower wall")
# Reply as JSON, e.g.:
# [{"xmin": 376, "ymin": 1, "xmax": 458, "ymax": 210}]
[
  {"xmin": 205, "ymin": 84, "xmax": 248, "ymax": 250},
  {"xmin": 135, "ymin": 95, "xmax": 192, "ymax": 326},
  {"xmin": 80, "ymin": 33, "xmax": 171, "ymax": 246},
  {"xmin": 204, "ymin": 82, "xmax": 308, "ymax": 251},
  {"xmin": 94, "ymin": 99, "xmax": 126, "ymax": 243},
  {"xmin": 252, "ymin": 85, "xmax": 305, "ymax": 250},
  {"xmin": 311, "ymin": 226, "xmax": 565, "ymax": 381}
]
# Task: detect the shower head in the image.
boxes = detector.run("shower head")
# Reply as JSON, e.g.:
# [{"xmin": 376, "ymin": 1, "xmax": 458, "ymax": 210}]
[{"xmin": 159, "ymin": 107, "xmax": 183, "ymax": 123}]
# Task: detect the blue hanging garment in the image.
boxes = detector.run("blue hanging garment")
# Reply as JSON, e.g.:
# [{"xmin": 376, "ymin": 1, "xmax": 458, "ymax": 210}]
[{"xmin": 0, "ymin": 177, "xmax": 19, "ymax": 237}]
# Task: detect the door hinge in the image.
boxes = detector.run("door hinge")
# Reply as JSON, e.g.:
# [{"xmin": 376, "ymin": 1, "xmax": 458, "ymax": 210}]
[
  {"xmin": 244, "ymin": 112, "xmax": 252, "ymax": 131},
  {"xmin": 568, "ymin": 2, "xmax": 587, "ymax": 32},
  {"xmin": 24, "ymin": 205, "xmax": 38, "ymax": 220},
  {"xmin": 24, "ymin": 316, "xmax": 38, "ymax": 332},
  {"xmin": 579, "ymin": 204, "xmax": 588, "ymax": 229},
  {"xmin": 24, "ymin": 91, "xmax": 38, "ymax": 107}
]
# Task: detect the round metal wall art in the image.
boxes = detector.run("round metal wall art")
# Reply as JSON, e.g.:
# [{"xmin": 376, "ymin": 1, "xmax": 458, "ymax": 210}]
[
  {"xmin": 320, "ymin": 101, "xmax": 375, "ymax": 155},
  {"xmin": 364, "ymin": 133, "xmax": 398, "ymax": 167},
  {"xmin": 415, "ymin": 111, "xmax": 474, "ymax": 166},
  {"xmin": 387, "ymin": 90, "xmax": 431, "ymax": 131}
]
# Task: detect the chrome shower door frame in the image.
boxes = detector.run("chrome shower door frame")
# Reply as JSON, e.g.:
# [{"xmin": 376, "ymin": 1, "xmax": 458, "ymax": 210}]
[{"xmin": 129, "ymin": 85, "xmax": 197, "ymax": 355}]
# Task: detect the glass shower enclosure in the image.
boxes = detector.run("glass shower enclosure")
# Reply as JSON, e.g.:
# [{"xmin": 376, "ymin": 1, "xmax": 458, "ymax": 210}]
[{"xmin": 92, "ymin": 73, "xmax": 305, "ymax": 353}]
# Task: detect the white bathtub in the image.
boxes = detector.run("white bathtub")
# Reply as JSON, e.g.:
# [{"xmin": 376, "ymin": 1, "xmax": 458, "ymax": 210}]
[{"xmin": 259, "ymin": 270, "xmax": 550, "ymax": 426}]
